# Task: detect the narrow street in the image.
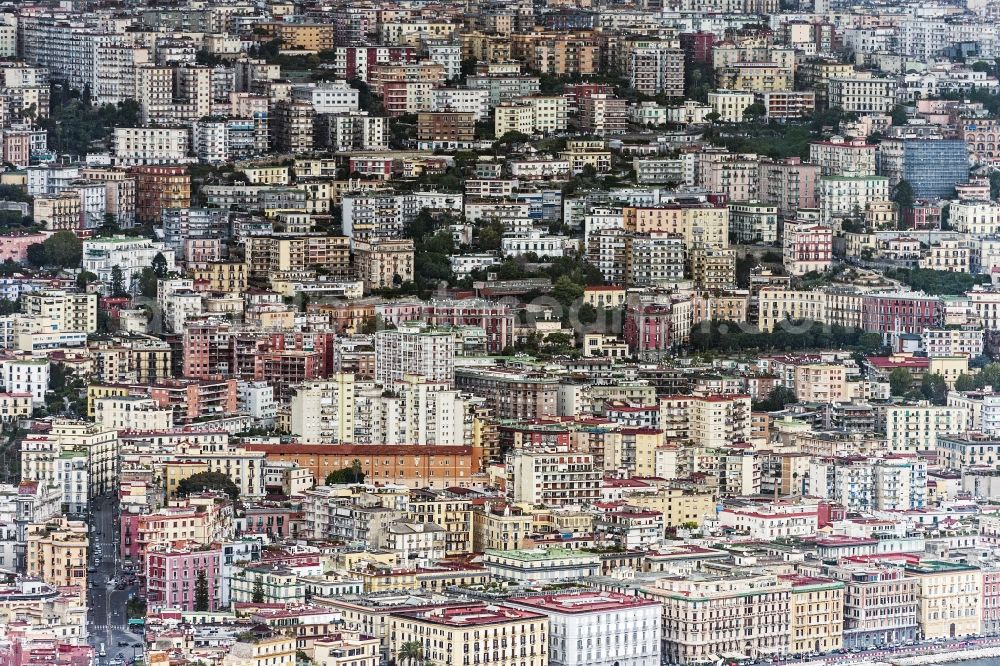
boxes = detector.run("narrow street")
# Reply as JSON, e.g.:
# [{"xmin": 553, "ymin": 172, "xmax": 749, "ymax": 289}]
[{"xmin": 87, "ymin": 493, "xmax": 142, "ymax": 665}]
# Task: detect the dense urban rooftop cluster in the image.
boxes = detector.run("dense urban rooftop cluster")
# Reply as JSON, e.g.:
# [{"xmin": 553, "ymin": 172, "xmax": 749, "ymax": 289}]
[{"xmin": 6, "ymin": 0, "xmax": 1000, "ymax": 666}]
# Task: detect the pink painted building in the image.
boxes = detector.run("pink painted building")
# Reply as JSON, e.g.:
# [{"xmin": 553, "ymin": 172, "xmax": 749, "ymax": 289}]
[
  {"xmin": 624, "ymin": 301, "xmax": 673, "ymax": 358},
  {"xmin": 758, "ymin": 157, "xmax": 820, "ymax": 220},
  {"xmin": 0, "ymin": 232, "xmax": 48, "ymax": 263},
  {"xmin": 3, "ymin": 635, "xmax": 94, "ymax": 666},
  {"xmin": 982, "ymin": 568, "xmax": 1000, "ymax": 635},
  {"xmin": 146, "ymin": 542, "xmax": 222, "ymax": 611}
]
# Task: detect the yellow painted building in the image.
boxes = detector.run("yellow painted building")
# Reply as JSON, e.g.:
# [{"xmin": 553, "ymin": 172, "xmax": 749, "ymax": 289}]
[
  {"xmin": 388, "ymin": 604, "xmax": 548, "ymax": 666},
  {"xmin": 928, "ymin": 356, "xmax": 969, "ymax": 388},
  {"xmin": 352, "ymin": 239, "xmax": 414, "ymax": 292},
  {"xmin": 906, "ymin": 560, "xmax": 982, "ymax": 640},
  {"xmin": 626, "ymin": 486, "xmax": 715, "ymax": 528},
  {"xmin": 26, "ymin": 517, "xmax": 88, "ymax": 602},
  {"xmin": 794, "ymin": 363, "xmax": 848, "ymax": 403},
  {"xmin": 189, "ymin": 261, "xmax": 248, "ymax": 293},
  {"xmin": 223, "ymin": 636, "xmax": 296, "ymax": 666},
  {"xmin": 163, "ymin": 460, "xmax": 211, "ymax": 497},
  {"xmin": 259, "ymin": 23, "xmax": 334, "ymax": 51},
  {"xmin": 241, "ymin": 166, "xmax": 290, "ymax": 185},
  {"xmin": 784, "ymin": 575, "xmax": 845, "ymax": 655},
  {"xmin": 623, "ymin": 204, "xmax": 729, "ymax": 250},
  {"xmin": 473, "ymin": 503, "xmax": 535, "ymax": 551},
  {"xmin": 408, "ymin": 489, "xmax": 474, "ymax": 556}
]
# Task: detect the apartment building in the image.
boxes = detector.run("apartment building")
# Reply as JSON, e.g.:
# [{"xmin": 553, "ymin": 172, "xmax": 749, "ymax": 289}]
[
  {"xmin": 352, "ymin": 239, "xmax": 415, "ymax": 291},
  {"xmin": 906, "ymin": 561, "xmax": 982, "ymax": 640},
  {"xmin": 245, "ymin": 443, "xmax": 480, "ymax": 488},
  {"xmin": 507, "ymin": 449, "xmax": 601, "ymax": 507},
  {"xmin": 885, "ymin": 404, "xmax": 969, "ymax": 451},
  {"xmin": 707, "ymin": 90, "xmax": 754, "ymax": 122},
  {"xmin": 374, "ymin": 324, "xmax": 455, "ymax": 387},
  {"xmin": 807, "ymin": 454, "xmax": 928, "ymax": 511},
  {"xmin": 783, "ymin": 222, "xmax": 833, "ymax": 276},
  {"xmin": 623, "ymin": 202, "xmax": 729, "ymax": 250},
  {"xmin": 22, "ymin": 290, "xmax": 97, "ymax": 333},
  {"xmin": 729, "ymin": 201, "xmax": 779, "ymax": 243},
  {"xmin": 33, "ymin": 192, "xmax": 82, "ymax": 232},
  {"xmin": 271, "ymin": 100, "xmax": 315, "ymax": 154},
  {"xmin": 782, "ymin": 576, "xmax": 845, "ymax": 655},
  {"xmin": 25, "ymin": 517, "xmax": 88, "ymax": 602},
  {"xmin": 133, "ymin": 165, "xmax": 191, "ymax": 223},
  {"xmin": 314, "ymin": 112, "xmax": 388, "ymax": 152},
  {"xmin": 809, "ymin": 139, "xmax": 877, "ymax": 177},
  {"xmin": 507, "ymin": 592, "xmax": 661, "ymax": 666},
  {"xmin": 757, "ymin": 157, "xmax": 821, "ymax": 221},
  {"xmin": 580, "ymin": 94, "xmax": 628, "ymax": 136},
  {"xmin": 417, "ymin": 111, "xmax": 475, "ymax": 147},
  {"xmin": 827, "ymin": 75, "xmax": 898, "ymax": 113},
  {"xmin": 690, "ymin": 247, "xmax": 736, "ymax": 291},
  {"xmin": 695, "ymin": 151, "xmax": 759, "ymax": 201},
  {"xmin": 625, "ymin": 232, "xmax": 685, "ymax": 288},
  {"xmin": 658, "ymin": 394, "xmax": 752, "ymax": 448},
  {"xmin": 388, "ymin": 605, "xmax": 548, "ymax": 666},
  {"xmin": 652, "ymin": 572, "xmax": 791, "ymax": 664},
  {"xmin": 824, "ymin": 562, "xmax": 919, "ymax": 649},
  {"xmin": 113, "ymin": 128, "xmax": 190, "ymax": 166},
  {"xmin": 817, "ymin": 175, "xmax": 890, "ymax": 223},
  {"xmin": 628, "ymin": 43, "xmax": 684, "ymax": 97},
  {"xmin": 289, "ymin": 376, "xmax": 356, "ymax": 444},
  {"xmin": 146, "ymin": 542, "xmax": 222, "ymax": 611},
  {"xmin": 82, "ymin": 236, "xmax": 176, "ymax": 291},
  {"xmin": 245, "ymin": 234, "xmax": 351, "ymax": 278}
]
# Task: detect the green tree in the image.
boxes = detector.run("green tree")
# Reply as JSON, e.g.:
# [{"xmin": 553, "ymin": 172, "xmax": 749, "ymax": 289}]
[
  {"xmin": 175, "ymin": 471, "xmax": 240, "ymax": 500},
  {"xmin": 126, "ymin": 597, "xmax": 147, "ymax": 619},
  {"xmin": 49, "ymin": 362, "xmax": 68, "ymax": 392},
  {"xmin": 893, "ymin": 179, "xmax": 915, "ymax": 212},
  {"xmin": 251, "ymin": 576, "xmax": 265, "ymax": 603},
  {"xmin": 551, "ymin": 275, "xmax": 583, "ymax": 309},
  {"xmin": 98, "ymin": 213, "xmax": 120, "ymax": 237},
  {"xmin": 138, "ymin": 267, "xmax": 158, "ymax": 298},
  {"xmin": 397, "ymin": 641, "xmax": 425, "ymax": 666},
  {"xmin": 543, "ymin": 332, "xmax": 575, "ymax": 354},
  {"xmin": 324, "ymin": 463, "xmax": 366, "ymax": 485},
  {"xmin": 742, "ymin": 102, "xmax": 766, "ymax": 119},
  {"xmin": 578, "ymin": 302, "xmax": 597, "ymax": 325},
  {"xmin": 920, "ymin": 373, "xmax": 949, "ymax": 405},
  {"xmin": 76, "ymin": 270, "xmax": 98, "ymax": 289},
  {"xmin": 194, "ymin": 570, "xmax": 209, "ymax": 612},
  {"xmin": 152, "ymin": 252, "xmax": 169, "ymax": 278},
  {"xmin": 111, "ymin": 265, "xmax": 127, "ymax": 297},
  {"xmin": 889, "ymin": 368, "xmax": 912, "ymax": 397},
  {"xmin": 25, "ymin": 243, "xmax": 46, "ymax": 267},
  {"xmin": 42, "ymin": 231, "xmax": 82, "ymax": 268},
  {"xmin": 752, "ymin": 386, "xmax": 798, "ymax": 411},
  {"xmin": 954, "ymin": 373, "xmax": 977, "ymax": 392},
  {"xmin": 476, "ymin": 220, "xmax": 503, "ymax": 252}
]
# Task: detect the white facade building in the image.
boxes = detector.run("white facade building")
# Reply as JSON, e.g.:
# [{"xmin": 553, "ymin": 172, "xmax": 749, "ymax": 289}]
[
  {"xmin": 113, "ymin": 128, "xmax": 190, "ymax": 166},
  {"xmin": 508, "ymin": 592, "xmax": 662, "ymax": 666},
  {"xmin": 374, "ymin": 324, "xmax": 456, "ymax": 387}
]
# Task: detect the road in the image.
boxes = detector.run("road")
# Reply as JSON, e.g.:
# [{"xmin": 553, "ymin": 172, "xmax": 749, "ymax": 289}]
[
  {"xmin": 87, "ymin": 493, "xmax": 143, "ymax": 666},
  {"xmin": 769, "ymin": 635, "xmax": 1000, "ymax": 665}
]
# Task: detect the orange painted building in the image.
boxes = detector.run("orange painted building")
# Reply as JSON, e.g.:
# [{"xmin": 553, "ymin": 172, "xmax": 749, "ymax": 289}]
[{"xmin": 245, "ymin": 444, "xmax": 481, "ymax": 489}]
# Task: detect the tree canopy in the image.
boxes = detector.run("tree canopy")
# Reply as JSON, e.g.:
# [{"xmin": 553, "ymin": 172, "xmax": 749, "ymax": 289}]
[
  {"xmin": 27, "ymin": 231, "xmax": 83, "ymax": 269},
  {"xmin": 690, "ymin": 320, "xmax": 884, "ymax": 354},
  {"xmin": 325, "ymin": 460, "xmax": 365, "ymax": 485},
  {"xmin": 175, "ymin": 471, "xmax": 240, "ymax": 500},
  {"xmin": 883, "ymin": 268, "xmax": 990, "ymax": 295}
]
